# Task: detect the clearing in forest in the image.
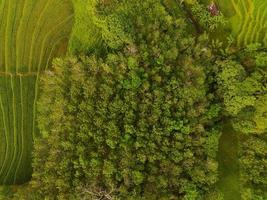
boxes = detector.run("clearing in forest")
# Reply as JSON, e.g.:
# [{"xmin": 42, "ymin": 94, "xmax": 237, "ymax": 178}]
[{"xmin": 0, "ymin": 0, "xmax": 73, "ymax": 184}]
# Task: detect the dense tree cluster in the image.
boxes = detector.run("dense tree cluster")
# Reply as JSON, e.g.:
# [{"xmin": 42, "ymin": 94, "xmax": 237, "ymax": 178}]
[
  {"xmin": 27, "ymin": 1, "xmax": 222, "ymax": 199},
  {"xmin": 31, "ymin": 54, "xmax": 220, "ymax": 199}
]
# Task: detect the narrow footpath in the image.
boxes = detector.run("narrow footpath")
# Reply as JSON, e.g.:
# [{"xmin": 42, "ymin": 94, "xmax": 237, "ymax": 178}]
[{"xmin": 217, "ymin": 123, "xmax": 241, "ymax": 200}]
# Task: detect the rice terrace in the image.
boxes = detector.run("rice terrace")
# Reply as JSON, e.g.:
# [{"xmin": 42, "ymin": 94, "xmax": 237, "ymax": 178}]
[
  {"xmin": 214, "ymin": 0, "xmax": 267, "ymax": 46},
  {"xmin": 0, "ymin": 0, "xmax": 73, "ymax": 184},
  {"xmin": 0, "ymin": 0, "xmax": 266, "ymax": 199}
]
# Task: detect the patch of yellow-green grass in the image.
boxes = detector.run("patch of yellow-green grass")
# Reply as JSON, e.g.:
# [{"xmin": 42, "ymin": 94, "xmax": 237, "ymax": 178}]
[{"xmin": 0, "ymin": 0, "xmax": 73, "ymax": 185}]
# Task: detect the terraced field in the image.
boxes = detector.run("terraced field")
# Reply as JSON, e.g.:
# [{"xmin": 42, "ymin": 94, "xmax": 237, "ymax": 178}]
[
  {"xmin": 0, "ymin": 0, "xmax": 73, "ymax": 184},
  {"xmin": 215, "ymin": 0, "xmax": 267, "ymax": 46}
]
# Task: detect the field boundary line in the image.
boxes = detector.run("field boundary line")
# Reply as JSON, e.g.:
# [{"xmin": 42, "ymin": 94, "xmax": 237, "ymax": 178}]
[
  {"xmin": 15, "ymin": 0, "xmax": 27, "ymax": 70},
  {"xmin": 0, "ymin": 93, "xmax": 9, "ymax": 181},
  {"xmin": 4, "ymin": 76, "xmax": 18, "ymax": 183},
  {"xmin": 28, "ymin": 0, "xmax": 52, "ymax": 72}
]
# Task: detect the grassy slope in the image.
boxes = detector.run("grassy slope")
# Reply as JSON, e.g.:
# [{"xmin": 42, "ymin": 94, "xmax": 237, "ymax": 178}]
[{"xmin": 0, "ymin": 0, "xmax": 73, "ymax": 184}]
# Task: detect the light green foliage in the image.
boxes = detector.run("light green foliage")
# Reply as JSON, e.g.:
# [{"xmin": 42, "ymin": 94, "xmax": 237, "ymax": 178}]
[
  {"xmin": 70, "ymin": 0, "xmax": 133, "ymax": 54},
  {"xmin": 0, "ymin": 0, "xmax": 73, "ymax": 184},
  {"xmin": 190, "ymin": 2, "xmax": 226, "ymax": 31},
  {"xmin": 255, "ymin": 52, "xmax": 267, "ymax": 67},
  {"xmin": 216, "ymin": 60, "xmax": 253, "ymax": 115},
  {"xmin": 69, "ymin": 0, "xmax": 102, "ymax": 53},
  {"xmin": 216, "ymin": 49, "xmax": 267, "ymax": 134}
]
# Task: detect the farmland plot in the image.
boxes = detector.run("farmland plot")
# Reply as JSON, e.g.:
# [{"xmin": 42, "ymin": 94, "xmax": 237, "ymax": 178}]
[{"xmin": 0, "ymin": 0, "xmax": 73, "ymax": 184}]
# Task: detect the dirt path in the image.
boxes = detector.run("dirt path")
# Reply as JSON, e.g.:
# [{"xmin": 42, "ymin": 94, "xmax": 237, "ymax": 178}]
[{"xmin": 217, "ymin": 123, "xmax": 241, "ymax": 200}]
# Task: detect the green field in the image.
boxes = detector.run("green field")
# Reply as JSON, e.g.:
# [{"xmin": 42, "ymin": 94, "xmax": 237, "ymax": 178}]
[{"xmin": 0, "ymin": 0, "xmax": 73, "ymax": 184}]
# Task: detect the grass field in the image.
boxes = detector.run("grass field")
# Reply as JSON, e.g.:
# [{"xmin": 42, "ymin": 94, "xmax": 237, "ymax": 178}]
[
  {"xmin": 0, "ymin": 0, "xmax": 73, "ymax": 184},
  {"xmin": 214, "ymin": 0, "xmax": 267, "ymax": 47}
]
